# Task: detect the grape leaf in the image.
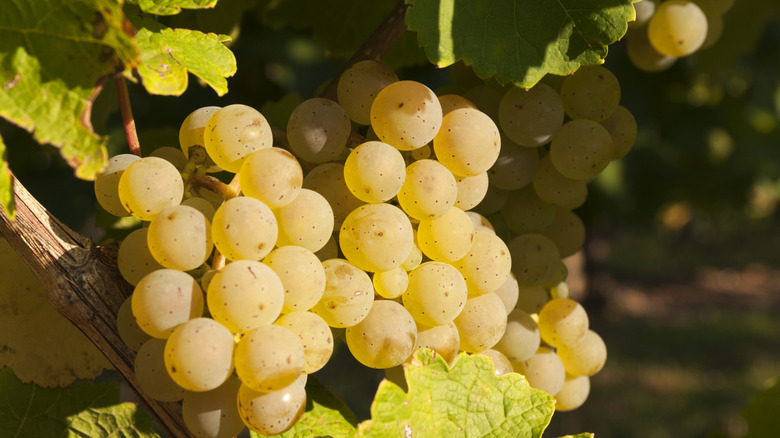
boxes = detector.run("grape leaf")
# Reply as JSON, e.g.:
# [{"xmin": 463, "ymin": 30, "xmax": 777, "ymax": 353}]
[
  {"xmin": 0, "ymin": 367, "xmax": 159, "ymax": 437},
  {"xmin": 127, "ymin": 0, "xmax": 218, "ymax": 16},
  {"xmin": 0, "ymin": 237, "xmax": 111, "ymax": 387},
  {"xmin": 357, "ymin": 349, "xmax": 555, "ymax": 438},
  {"xmin": 0, "ymin": 134, "xmax": 14, "ymax": 220},
  {"xmin": 0, "ymin": 0, "xmax": 138, "ymax": 180},
  {"xmin": 405, "ymin": 0, "xmax": 636, "ymax": 88}
]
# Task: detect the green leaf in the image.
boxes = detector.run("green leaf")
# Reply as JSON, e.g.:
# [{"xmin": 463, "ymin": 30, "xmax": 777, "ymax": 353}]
[
  {"xmin": 0, "ymin": 368, "xmax": 159, "ymax": 437},
  {"xmin": 0, "ymin": 0, "xmax": 138, "ymax": 179},
  {"xmin": 557, "ymin": 434, "xmax": 595, "ymax": 438},
  {"xmin": 0, "ymin": 134, "xmax": 14, "ymax": 220},
  {"xmin": 742, "ymin": 380, "xmax": 780, "ymax": 438},
  {"xmin": 127, "ymin": 0, "xmax": 218, "ymax": 16},
  {"xmin": 357, "ymin": 349, "xmax": 555, "ymax": 438},
  {"xmin": 405, "ymin": 0, "xmax": 636, "ymax": 88}
]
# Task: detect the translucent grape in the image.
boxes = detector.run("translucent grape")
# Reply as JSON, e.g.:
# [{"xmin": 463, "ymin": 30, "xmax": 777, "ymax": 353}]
[
  {"xmin": 401, "ymin": 239, "xmax": 423, "ymax": 271},
  {"xmin": 630, "ymin": 0, "xmax": 656, "ymax": 28},
  {"xmin": 135, "ymin": 338, "xmax": 186, "ymax": 402},
  {"xmin": 315, "ymin": 234, "xmax": 339, "ymax": 261},
  {"xmin": 275, "ymin": 188, "xmax": 334, "ymax": 252},
  {"xmin": 487, "ymin": 140, "xmax": 539, "ymax": 191},
  {"xmin": 179, "ymin": 106, "xmax": 220, "ymax": 159},
  {"xmin": 508, "ymin": 233, "xmax": 561, "ymax": 287},
  {"xmin": 346, "ymin": 300, "xmax": 417, "ymax": 369},
  {"xmin": 542, "ymin": 208, "xmax": 586, "ymax": 258},
  {"xmin": 498, "ymin": 82, "xmax": 565, "ymax": 147},
  {"xmin": 343, "ymin": 141, "xmax": 406, "ymax": 203},
  {"xmin": 239, "ymin": 147, "xmax": 303, "ymax": 208},
  {"xmin": 181, "ymin": 197, "xmax": 217, "ymax": 222},
  {"xmin": 182, "ymin": 374, "xmax": 245, "ymax": 438},
  {"xmin": 532, "ymin": 155, "xmax": 588, "ymax": 210},
  {"xmin": 538, "ymin": 298, "xmax": 589, "ymax": 348},
  {"xmin": 204, "ymin": 104, "xmax": 273, "ymax": 173},
  {"xmin": 512, "ymin": 347, "xmax": 566, "ymax": 396},
  {"xmin": 412, "ymin": 321, "xmax": 460, "ymax": 365},
  {"xmin": 339, "ymin": 203, "xmax": 413, "ymax": 272},
  {"xmin": 626, "ymin": 28, "xmax": 677, "ymax": 73},
  {"xmin": 472, "ymin": 184, "xmax": 508, "ymax": 216},
  {"xmin": 557, "ymin": 329, "xmax": 607, "ymax": 377},
  {"xmin": 132, "ymin": 269, "xmax": 204, "ymax": 339},
  {"xmin": 275, "ymin": 311, "xmax": 334, "ymax": 374},
  {"xmin": 549, "ymin": 119, "xmax": 614, "ymax": 181},
  {"xmin": 117, "ymin": 228, "xmax": 163, "ymax": 286},
  {"xmin": 372, "ymin": 267, "xmax": 409, "ymax": 299},
  {"xmin": 493, "ymin": 272, "xmax": 520, "ymax": 315},
  {"xmin": 302, "ymin": 162, "xmax": 363, "ymax": 229},
  {"xmin": 211, "ymin": 196, "xmax": 278, "ymax": 261},
  {"xmin": 438, "ymin": 94, "xmax": 477, "ymax": 115},
  {"xmin": 118, "ymin": 157, "xmax": 184, "ymax": 221},
  {"xmin": 116, "ymin": 296, "xmax": 151, "ymax": 351},
  {"xmin": 397, "ymin": 159, "xmax": 457, "ymax": 220},
  {"xmin": 287, "ymin": 98, "xmax": 351, "ymax": 163},
  {"xmin": 234, "ymin": 324, "xmax": 305, "ymax": 392},
  {"xmin": 516, "ymin": 284, "xmax": 549, "ymax": 314},
  {"xmin": 147, "ymin": 205, "xmax": 213, "ymax": 271},
  {"xmin": 601, "ymin": 105, "xmax": 638, "ymax": 160},
  {"xmin": 478, "ymin": 349, "xmax": 513, "ymax": 377},
  {"xmin": 560, "ymin": 65, "xmax": 621, "ymax": 122},
  {"xmin": 263, "ymin": 246, "xmax": 326, "ymax": 313},
  {"xmin": 648, "ymin": 0, "xmax": 708, "ymax": 57},
  {"xmin": 417, "ymin": 206, "xmax": 475, "ymax": 263},
  {"xmin": 453, "ymin": 230, "xmax": 512, "ymax": 295},
  {"xmin": 453, "ymin": 292, "xmax": 507, "ymax": 353},
  {"xmin": 337, "ymin": 60, "xmax": 398, "ymax": 125},
  {"xmin": 454, "ymin": 172, "xmax": 489, "ymax": 211},
  {"xmin": 370, "ymin": 80, "xmax": 443, "ymax": 151},
  {"xmin": 164, "ymin": 318, "xmax": 235, "ymax": 392},
  {"xmin": 499, "ymin": 186, "xmax": 557, "ymax": 235},
  {"xmin": 237, "ymin": 375, "xmax": 306, "ymax": 435},
  {"xmin": 150, "ymin": 146, "xmax": 187, "ymax": 171},
  {"xmin": 555, "ymin": 374, "xmax": 591, "ymax": 411},
  {"xmin": 311, "ymin": 259, "xmax": 375, "ymax": 328},
  {"xmin": 494, "ymin": 308, "xmax": 541, "ymax": 363},
  {"xmin": 402, "ymin": 261, "xmax": 468, "ymax": 327},
  {"xmin": 94, "ymin": 154, "xmax": 139, "ymax": 217},
  {"xmin": 466, "ymin": 211, "xmax": 496, "ymax": 234},
  {"xmin": 433, "ymin": 108, "xmax": 500, "ymax": 177}
]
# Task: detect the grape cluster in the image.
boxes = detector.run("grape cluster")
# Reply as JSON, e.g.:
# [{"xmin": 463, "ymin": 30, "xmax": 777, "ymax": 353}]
[{"xmin": 98, "ymin": 59, "xmax": 634, "ymax": 436}]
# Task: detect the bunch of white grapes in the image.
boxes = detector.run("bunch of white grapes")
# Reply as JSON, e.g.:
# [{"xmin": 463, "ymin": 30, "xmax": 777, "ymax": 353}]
[
  {"xmin": 626, "ymin": 0, "xmax": 734, "ymax": 72},
  {"xmin": 96, "ymin": 59, "xmax": 634, "ymax": 436}
]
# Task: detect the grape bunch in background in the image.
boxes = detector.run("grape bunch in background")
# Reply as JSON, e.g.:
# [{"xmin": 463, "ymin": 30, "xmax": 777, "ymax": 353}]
[{"xmin": 96, "ymin": 59, "xmax": 635, "ymax": 437}]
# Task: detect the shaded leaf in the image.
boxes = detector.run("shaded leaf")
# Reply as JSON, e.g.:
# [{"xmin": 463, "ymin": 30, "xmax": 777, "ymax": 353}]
[
  {"xmin": 742, "ymin": 380, "xmax": 780, "ymax": 438},
  {"xmin": 128, "ymin": 0, "xmax": 218, "ymax": 16},
  {"xmin": 0, "ymin": 134, "xmax": 14, "ymax": 219}
]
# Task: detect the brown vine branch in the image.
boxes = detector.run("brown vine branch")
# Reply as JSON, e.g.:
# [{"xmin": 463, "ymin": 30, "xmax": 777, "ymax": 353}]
[{"xmin": 115, "ymin": 76, "xmax": 141, "ymax": 157}]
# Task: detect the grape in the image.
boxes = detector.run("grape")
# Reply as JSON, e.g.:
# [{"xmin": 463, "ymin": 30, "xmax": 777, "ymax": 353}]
[
  {"xmin": 537, "ymin": 298, "xmax": 589, "ymax": 348},
  {"xmin": 397, "ymin": 159, "xmax": 457, "ymax": 220},
  {"xmin": 287, "ymin": 98, "xmax": 351, "ymax": 163},
  {"xmin": 626, "ymin": 28, "xmax": 677, "ymax": 73},
  {"xmin": 549, "ymin": 119, "xmax": 614, "ymax": 181},
  {"xmin": 453, "ymin": 292, "xmax": 507, "ymax": 353},
  {"xmin": 346, "ymin": 300, "xmax": 417, "ymax": 369},
  {"xmin": 701, "ymin": 13, "xmax": 723, "ymax": 50},
  {"xmin": 453, "ymin": 172, "xmax": 489, "ymax": 211},
  {"xmin": 542, "ymin": 208, "xmax": 586, "ymax": 258},
  {"xmin": 630, "ymin": 0, "xmax": 657, "ymax": 28},
  {"xmin": 302, "ymin": 162, "xmax": 363, "ymax": 229},
  {"xmin": 237, "ymin": 375, "xmax": 306, "ymax": 435},
  {"xmin": 179, "ymin": 106, "xmax": 220, "ymax": 159},
  {"xmin": 508, "ymin": 233, "xmax": 560, "ymax": 287},
  {"xmin": 478, "ymin": 349, "xmax": 513, "ymax": 377},
  {"xmin": 401, "ymin": 239, "xmax": 423, "ymax": 271},
  {"xmin": 499, "ymin": 186, "xmax": 557, "ymax": 235},
  {"xmin": 116, "ymin": 296, "xmax": 151, "ymax": 351},
  {"xmin": 433, "ymin": 108, "xmax": 501, "ymax": 177},
  {"xmin": 532, "ymin": 155, "xmax": 588, "ymax": 210},
  {"xmin": 493, "ymin": 272, "xmax": 520, "ymax": 315},
  {"xmin": 132, "ymin": 269, "xmax": 204, "ymax": 339},
  {"xmin": 417, "ymin": 206, "xmax": 474, "ymax": 263},
  {"xmin": 343, "ymin": 141, "xmax": 406, "ymax": 203},
  {"xmin": 239, "ymin": 147, "xmax": 303, "ymax": 208},
  {"xmin": 453, "ymin": 230, "xmax": 512, "ymax": 295},
  {"xmin": 370, "ymin": 80, "xmax": 443, "ymax": 151},
  {"xmin": 472, "ymin": 184, "xmax": 508, "ymax": 216},
  {"xmin": 560, "ymin": 65, "xmax": 621, "ymax": 122},
  {"xmin": 211, "ymin": 196, "xmax": 278, "ymax": 261},
  {"xmin": 182, "ymin": 374, "xmax": 245, "ymax": 438},
  {"xmin": 487, "ymin": 140, "xmax": 539, "ymax": 191},
  {"xmin": 234, "ymin": 324, "xmax": 305, "ymax": 392},
  {"xmin": 118, "ymin": 156, "xmax": 183, "ymax": 221},
  {"xmin": 494, "ymin": 308, "xmax": 541, "ymax": 363},
  {"xmin": 203, "ymin": 104, "xmax": 272, "ymax": 173},
  {"xmin": 135, "ymin": 338, "xmax": 186, "ymax": 402},
  {"xmin": 275, "ymin": 188, "xmax": 334, "ymax": 252},
  {"xmin": 555, "ymin": 374, "xmax": 591, "ymax": 411},
  {"xmin": 164, "ymin": 318, "xmax": 235, "ymax": 392},
  {"xmin": 601, "ymin": 105, "xmax": 638, "ymax": 160},
  {"xmin": 337, "ymin": 60, "xmax": 398, "ymax": 125},
  {"xmin": 372, "ymin": 267, "xmax": 409, "ymax": 299},
  {"xmin": 147, "ymin": 205, "xmax": 213, "ymax": 271},
  {"xmin": 466, "ymin": 211, "xmax": 496, "ymax": 234},
  {"xmin": 315, "ymin": 234, "xmax": 339, "ymax": 261},
  {"xmin": 383, "ymin": 365, "xmax": 408, "ymax": 391},
  {"xmin": 263, "ymin": 246, "xmax": 326, "ymax": 313},
  {"xmin": 413, "ymin": 321, "xmax": 461, "ymax": 365},
  {"xmin": 516, "ymin": 284, "xmax": 549, "ymax": 314},
  {"xmin": 498, "ymin": 82, "xmax": 564, "ymax": 147},
  {"xmin": 462, "ymin": 84, "xmax": 503, "ymax": 121},
  {"xmin": 409, "ymin": 144, "xmax": 432, "ymax": 161},
  {"xmin": 94, "ymin": 154, "xmax": 139, "ymax": 217},
  {"xmin": 275, "ymin": 311, "xmax": 334, "ymax": 374},
  {"xmin": 402, "ymin": 261, "xmax": 468, "ymax": 327},
  {"xmin": 339, "ymin": 203, "xmax": 414, "ymax": 272},
  {"xmin": 438, "ymin": 94, "xmax": 477, "ymax": 115},
  {"xmin": 648, "ymin": 0, "xmax": 708, "ymax": 57},
  {"xmin": 207, "ymin": 260, "xmax": 284, "ymax": 334},
  {"xmin": 549, "ymin": 281, "xmax": 571, "ymax": 300},
  {"xmin": 311, "ymin": 259, "xmax": 375, "ymax": 328},
  {"xmin": 150, "ymin": 146, "xmax": 187, "ymax": 171},
  {"xmin": 557, "ymin": 329, "xmax": 607, "ymax": 377},
  {"xmin": 512, "ymin": 347, "xmax": 566, "ymax": 396},
  {"xmin": 117, "ymin": 228, "xmax": 163, "ymax": 286}
]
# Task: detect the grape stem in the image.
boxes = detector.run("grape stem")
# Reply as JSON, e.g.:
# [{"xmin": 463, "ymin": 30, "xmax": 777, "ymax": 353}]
[{"xmin": 114, "ymin": 76, "xmax": 141, "ymax": 157}]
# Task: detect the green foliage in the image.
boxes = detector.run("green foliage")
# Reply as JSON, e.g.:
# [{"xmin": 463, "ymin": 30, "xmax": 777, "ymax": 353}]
[
  {"xmin": 0, "ymin": 134, "xmax": 13, "ymax": 219},
  {"xmin": 741, "ymin": 380, "xmax": 780, "ymax": 437},
  {"xmin": 128, "ymin": 0, "xmax": 218, "ymax": 16}
]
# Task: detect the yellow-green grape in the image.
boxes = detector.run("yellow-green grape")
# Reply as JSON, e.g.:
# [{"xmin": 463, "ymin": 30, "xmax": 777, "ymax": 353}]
[
  {"xmin": 560, "ymin": 65, "xmax": 621, "ymax": 122},
  {"xmin": 147, "ymin": 205, "xmax": 213, "ymax": 271},
  {"xmin": 512, "ymin": 347, "xmax": 566, "ymax": 396},
  {"xmin": 466, "ymin": 211, "xmax": 496, "ymax": 234},
  {"xmin": 370, "ymin": 80, "xmax": 443, "ymax": 151},
  {"xmin": 410, "ymin": 144, "xmax": 432, "ymax": 161},
  {"xmin": 118, "ymin": 157, "xmax": 184, "ymax": 221},
  {"xmin": 462, "ymin": 84, "xmax": 503, "ymax": 121},
  {"xmin": 626, "ymin": 28, "xmax": 677, "ymax": 73},
  {"xmin": 344, "ymin": 141, "xmax": 406, "ymax": 203},
  {"xmin": 200, "ymin": 269, "xmax": 218, "ymax": 292},
  {"xmin": 135, "ymin": 338, "xmax": 186, "ymax": 402},
  {"xmin": 542, "ymin": 209, "xmax": 586, "ymax": 258},
  {"xmin": 453, "ymin": 230, "xmax": 512, "ymax": 295},
  {"xmin": 630, "ymin": 0, "xmax": 657, "ymax": 28},
  {"xmin": 543, "ymin": 261, "xmax": 569, "ymax": 289},
  {"xmin": 453, "ymin": 292, "xmax": 507, "ymax": 353},
  {"xmin": 150, "ymin": 146, "xmax": 187, "ymax": 171},
  {"xmin": 538, "ymin": 298, "xmax": 589, "ymax": 348},
  {"xmin": 494, "ymin": 308, "xmax": 541, "ymax": 363},
  {"xmin": 373, "ymin": 267, "xmax": 409, "ymax": 299},
  {"xmin": 555, "ymin": 374, "xmax": 591, "ymax": 412},
  {"xmin": 211, "ymin": 196, "xmax": 277, "ymax": 261},
  {"xmin": 516, "ymin": 284, "xmax": 549, "ymax": 314},
  {"xmin": 164, "ymin": 318, "xmax": 235, "ymax": 392},
  {"xmin": 275, "ymin": 311, "xmax": 333, "ymax": 374},
  {"xmin": 488, "ymin": 140, "xmax": 539, "ymax": 191},
  {"xmin": 532, "ymin": 155, "xmax": 588, "ymax": 210},
  {"xmin": 239, "ymin": 148, "xmax": 303, "ymax": 208},
  {"xmin": 117, "ymin": 228, "xmax": 164, "ymax": 286},
  {"xmin": 478, "ymin": 349, "xmax": 514, "ymax": 377},
  {"xmin": 116, "ymin": 296, "xmax": 151, "ymax": 351},
  {"xmin": 207, "ymin": 260, "xmax": 284, "ymax": 334},
  {"xmin": 402, "ymin": 262, "xmax": 468, "ymax": 327},
  {"xmin": 401, "ymin": 240, "xmax": 423, "ymax": 271},
  {"xmin": 234, "ymin": 325, "xmax": 305, "ymax": 392},
  {"xmin": 433, "ymin": 108, "xmax": 501, "ymax": 177},
  {"xmin": 132, "ymin": 269, "xmax": 204, "ymax": 339},
  {"xmin": 472, "ymin": 184, "xmax": 508, "ymax": 216},
  {"xmin": 204, "ymin": 104, "xmax": 272, "ymax": 173},
  {"xmin": 346, "ymin": 300, "xmax": 417, "ymax": 369},
  {"xmin": 417, "ymin": 207, "xmax": 475, "ymax": 263},
  {"xmin": 337, "ymin": 60, "xmax": 398, "ymax": 125},
  {"xmin": 498, "ymin": 82, "xmax": 565, "ymax": 147},
  {"xmin": 454, "ymin": 172, "xmax": 489, "ymax": 211},
  {"xmin": 311, "ymin": 259, "xmax": 375, "ymax": 328},
  {"xmin": 287, "ymin": 98, "xmax": 351, "ymax": 163},
  {"xmin": 182, "ymin": 374, "xmax": 245, "ymax": 438},
  {"xmin": 550, "ymin": 119, "xmax": 614, "ymax": 181},
  {"xmin": 550, "ymin": 281, "xmax": 570, "ymax": 300},
  {"xmin": 601, "ymin": 105, "xmax": 638, "ymax": 160},
  {"xmin": 339, "ymin": 203, "xmax": 413, "ymax": 272},
  {"xmin": 94, "ymin": 154, "xmax": 139, "ymax": 217},
  {"xmin": 508, "ymin": 233, "xmax": 561, "ymax": 287},
  {"xmin": 438, "ymin": 94, "xmax": 477, "ymax": 115},
  {"xmin": 557, "ymin": 329, "xmax": 607, "ymax": 376},
  {"xmin": 302, "ymin": 162, "xmax": 364, "ymax": 229},
  {"xmin": 493, "ymin": 272, "xmax": 519, "ymax": 315},
  {"xmin": 500, "ymin": 186, "xmax": 557, "ymax": 235},
  {"xmin": 412, "ymin": 321, "xmax": 460, "ymax": 365},
  {"xmin": 237, "ymin": 375, "xmax": 306, "ymax": 436},
  {"xmin": 648, "ymin": 0, "xmax": 708, "ymax": 57},
  {"xmin": 181, "ymin": 197, "xmax": 217, "ymax": 222},
  {"xmin": 397, "ymin": 159, "xmax": 457, "ymax": 220},
  {"xmin": 263, "ymin": 246, "xmax": 326, "ymax": 313},
  {"xmin": 315, "ymin": 234, "xmax": 339, "ymax": 261},
  {"xmin": 275, "ymin": 189, "xmax": 334, "ymax": 252},
  {"xmin": 179, "ymin": 106, "xmax": 220, "ymax": 159}
]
